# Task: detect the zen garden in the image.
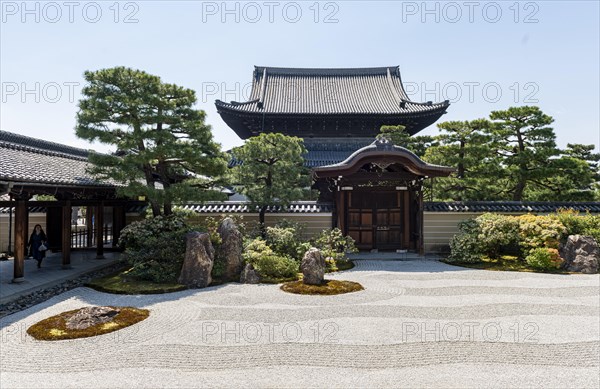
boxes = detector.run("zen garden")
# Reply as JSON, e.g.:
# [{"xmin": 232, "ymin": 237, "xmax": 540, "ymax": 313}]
[{"xmin": 1, "ymin": 5, "xmax": 599, "ymax": 385}]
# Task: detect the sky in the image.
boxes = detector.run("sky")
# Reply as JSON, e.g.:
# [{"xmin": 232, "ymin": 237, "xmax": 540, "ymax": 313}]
[{"xmin": 1, "ymin": 0, "xmax": 599, "ymax": 153}]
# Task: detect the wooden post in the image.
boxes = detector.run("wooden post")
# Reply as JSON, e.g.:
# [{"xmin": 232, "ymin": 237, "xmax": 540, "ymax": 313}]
[
  {"xmin": 338, "ymin": 191, "xmax": 346, "ymax": 234},
  {"xmin": 112, "ymin": 206, "xmax": 126, "ymax": 248},
  {"xmin": 95, "ymin": 201, "xmax": 105, "ymax": 259},
  {"xmin": 7, "ymin": 203, "xmax": 12, "ymax": 254},
  {"xmin": 12, "ymin": 198, "xmax": 27, "ymax": 282},
  {"xmin": 23, "ymin": 204, "xmax": 29, "ymax": 258},
  {"xmin": 418, "ymin": 188, "xmax": 424, "ymax": 257},
  {"xmin": 62, "ymin": 200, "xmax": 72, "ymax": 269},
  {"xmin": 403, "ymin": 191, "xmax": 410, "ymax": 249},
  {"xmin": 86, "ymin": 206, "xmax": 94, "ymax": 247}
]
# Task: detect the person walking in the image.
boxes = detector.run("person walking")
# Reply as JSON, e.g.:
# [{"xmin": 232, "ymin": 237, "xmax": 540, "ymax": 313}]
[{"xmin": 28, "ymin": 224, "xmax": 48, "ymax": 268}]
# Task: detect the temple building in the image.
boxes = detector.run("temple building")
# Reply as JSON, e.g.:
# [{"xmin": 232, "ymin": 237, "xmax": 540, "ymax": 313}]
[{"xmin": 216, "ymin": 66, "xmax": 454, "ymax": 253}]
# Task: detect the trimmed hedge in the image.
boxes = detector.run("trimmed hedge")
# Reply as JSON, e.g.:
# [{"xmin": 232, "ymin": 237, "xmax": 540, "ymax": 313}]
[
  {"xmin": 447, "ymin": 211, "xmax": 600, "ymax": 269},
  {"xmin": 242, "ymin": 238, "xmax": 299, "ymax": 280}
]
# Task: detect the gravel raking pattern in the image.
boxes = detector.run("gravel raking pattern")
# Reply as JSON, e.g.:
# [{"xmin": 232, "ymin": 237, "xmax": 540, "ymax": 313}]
[{"xmin": 1, "ymin": 259, "xmax": 598, "ymax": 388}]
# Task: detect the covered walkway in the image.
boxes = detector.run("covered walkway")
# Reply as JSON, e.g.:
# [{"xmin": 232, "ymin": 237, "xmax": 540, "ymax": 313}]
[
  {"xmin": 0, "ymin": 130, "xmax": 142, "ymax": 284},
  {"xmin": 0, "ymin": 251, "xmax": 120, "ymax": 304}
]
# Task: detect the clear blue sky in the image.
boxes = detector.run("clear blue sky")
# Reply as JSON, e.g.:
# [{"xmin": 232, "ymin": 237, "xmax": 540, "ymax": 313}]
[{"xmin": 1, "ymin": 0, "xmax": 599, "ymax": 153}]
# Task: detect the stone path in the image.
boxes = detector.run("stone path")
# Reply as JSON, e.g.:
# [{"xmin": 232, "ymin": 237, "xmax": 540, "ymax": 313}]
[
  {"xmin": 0, "ymin": 251, "xmax": 119, "ymax": 304},
  {"xmin": 1, "ymin": 259, "xmax": 598, "ymax": 388}
]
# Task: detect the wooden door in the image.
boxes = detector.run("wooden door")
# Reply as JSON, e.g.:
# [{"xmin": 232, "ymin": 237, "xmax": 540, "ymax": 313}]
[
  {"xmin": 347, "ymin": 191, "xmax": 373, "ymax": 250},
  {"xmin": 374, "ymin": 192, "xmax": 403, "ymax": 250},
  {"xmin": 345, "ymin": 191, "xmax": 405, "ymax": 250}
]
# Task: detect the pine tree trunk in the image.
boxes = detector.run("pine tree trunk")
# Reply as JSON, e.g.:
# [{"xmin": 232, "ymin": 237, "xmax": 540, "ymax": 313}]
[
  {"xmin": 150, "ymin": 200, "xmax": 161, "ymax": 217},
  {"xmin": 164, "ymin": 201, "xmax": 172, "ymax": 216},
  {"xmin": 513, "ymin": 181, "xmax": 525, "ymax": 201},
  {"xmin": 514, "ymin": 129, "xmax": 527, "ymax": 201},
  {"xmin": 259, "ymin": 205, "xmax": 267, "ymax": 238}
]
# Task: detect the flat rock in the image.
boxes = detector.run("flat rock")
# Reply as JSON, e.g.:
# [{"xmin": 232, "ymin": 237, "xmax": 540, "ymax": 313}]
[{"xmin": 65, "ymin": 306, "xmax": 121, "ymax": 330}]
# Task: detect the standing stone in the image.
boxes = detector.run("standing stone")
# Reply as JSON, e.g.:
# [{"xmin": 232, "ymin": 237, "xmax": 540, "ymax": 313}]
[
  {"xmin": 216, "ymin": 218, "xmax": 244, "ymax": 281},
  {"xmin": 178, "ymin": 232, "xmax": 214, "ymax": 288},
  {"xmin": 65, "ymin": 306, "xmax": 121, "ymax": 330},
  {"xmin": 301, "ymin": 248, "xmax": 325, "ymax": 285},
  {"xmin": 240, "ymin": 263, "xmax": 261, "ymax": 284},
  {"xmin": 560, "ymin": 235, "xmax": 599, "ymax": 274}
]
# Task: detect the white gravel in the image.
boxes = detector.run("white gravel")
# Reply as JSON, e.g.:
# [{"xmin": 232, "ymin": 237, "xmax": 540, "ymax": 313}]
[{"xmin": 1, "ymin": 259, "xmax": 598, "ymax": 388}]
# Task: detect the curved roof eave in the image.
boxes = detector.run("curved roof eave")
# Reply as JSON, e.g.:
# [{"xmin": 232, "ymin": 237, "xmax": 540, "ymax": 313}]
[
  {"xmin": 215, "ymin": 99, "xmax": 450, "ymax": 117},
  {"xmin": 313, "ymin": 139, "xmax": 455, "ymax": 178}
]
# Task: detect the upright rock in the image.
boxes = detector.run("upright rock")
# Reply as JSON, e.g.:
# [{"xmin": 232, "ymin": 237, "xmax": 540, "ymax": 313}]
[
  {"xmin": 240, "ymin": 263, "xmax": 261, "ymax": 284},
  {"xmin": 216, "ymin": 217, "xmax": 244, "ymax": 281},
  {"xmin": 560, "ymin": 235, "xmax": 599, "ymax": 274},
  {"xmin": 178, "ymin": 232, "xmax": 214, "ymax": 288},
  {"xmin": 301, "ymin": 248, "xmax": 325, "ymax": 285}
]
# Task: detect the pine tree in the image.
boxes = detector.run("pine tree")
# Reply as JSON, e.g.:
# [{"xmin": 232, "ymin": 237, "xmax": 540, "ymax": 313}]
[
  {"xmin": 76, "ymin": 67, "xmax": 227, "ymax": 216},
  {"xmin": 231, "ymin": 133, "xmax": 309, "ymax": 235}
]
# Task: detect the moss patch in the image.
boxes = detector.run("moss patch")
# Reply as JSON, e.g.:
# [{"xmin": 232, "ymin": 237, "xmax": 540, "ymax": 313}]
[
  {"xmin": 86, "ymin": 268, "xmax": 186, "ymax": 294},
  {"xmin": 281, "ymin": 279, "xmax": 364, "ymax": 295},
  {"xmin": 442, "ymin": 255, "xmax": 572, "ymax": 274},
  {"xmin": 27, "ymin": 306, "xmax": 149, "ymax": 341}
]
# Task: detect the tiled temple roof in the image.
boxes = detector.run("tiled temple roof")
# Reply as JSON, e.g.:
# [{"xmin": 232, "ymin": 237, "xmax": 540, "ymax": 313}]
[
  {"xmin": 228, "ymin": 138, "xmax": 375, "ymax": 168},
  {"xmin": 215, "ymin": 66, "xmax": 450, "ymax": 138},
  {"xmin": 0, "ymin": 130, "xmax": 115, "ymax": 187},
  {"xmin": 0, "ymin": 203, "xmax": 148, "ymax": 214},
  {"xmin": 216, "ymin": 66, "xmax": 449, "ymax": 115},
  {"xmin": 313, "ymin": 138, "xmax": 454, "ymax": 177}
]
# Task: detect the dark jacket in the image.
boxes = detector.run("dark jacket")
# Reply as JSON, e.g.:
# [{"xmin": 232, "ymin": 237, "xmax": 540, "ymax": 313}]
[{"xmin": 28, "ymin": 231, "xmax": 48, "ymax": 260}]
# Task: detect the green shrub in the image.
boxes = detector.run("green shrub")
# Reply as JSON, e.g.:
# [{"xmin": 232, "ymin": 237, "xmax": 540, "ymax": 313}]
[
  {"xmin": 517, "ymin": 214, "xmax": 566, "ymax": 253},
  {"xmin": 296, "ymin": 242, "xmax": 312, "ymax": 262},
  {"xmin": 124, "ymin": 229, "xmax": 187, "ymax": 283},
  {"xmin": 265, "ymin": 226, "xmax": 303, "ymax": 261},
  {"xmin": 265, "ymin": 220, "xmax": 310, "ymax": 262},
  {"xmin": 448, "ymin": 212, "xmax": 597, "ymax": 267},
  {"xmin": 584, "ymin": 227, "xmax": 600, "ymax": 242},
  {"xmin": 525, "ymin": 247, "xmax": 563, "ymax": 271},
  {"xmin": 475, "ymin": 213, "xmax": 519, "ymax": 258},
  {"xmin": 211, "ymin": 259, "xmax": 225, "ymax": 279},
  {"xmin": 119, "ymin": 215, "xmax": 187, "ymax": 251},
  {"xmin": 274, "ymin": 219, "xmax": 306, "ymax": 236},
  {"xmin": 242, "ymin": 238, "xmax": 298, "ymax": 279},
  {"xmin": 447, "ymin": 219, "xmax": 483, "ymax": 263},
  {"xmin": 314, "ymin": 228, "xmax": 358, "ymax": 261},
  {"xmin": 325, "ymin": 257, "xmax": 337, "ymax": 272},
  {"xmin": 556, "ymin": 210, "xmax": 600, "ymax": 241}
]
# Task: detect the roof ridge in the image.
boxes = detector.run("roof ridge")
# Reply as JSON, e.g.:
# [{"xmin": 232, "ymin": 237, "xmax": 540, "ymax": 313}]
[
  {"xmin": 0, "ymin": 130, "xmax": 90, "ymax": 159},
  {"xmin": 254, "ymin": 66, "xmax": 400, "ymax": 76},
  {"xmin": 424, "ymin": 201, "xmax": 600, "ymax": 213},
  {"xmin": 0, "ymin": 140, "xmax": 89, "ymax": 162}
]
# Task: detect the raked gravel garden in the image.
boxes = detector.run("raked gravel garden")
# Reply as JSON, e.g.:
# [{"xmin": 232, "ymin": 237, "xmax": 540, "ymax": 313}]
[{"xmin": 1, "ymin": 259, "xmax": 599, "ymax": 388}]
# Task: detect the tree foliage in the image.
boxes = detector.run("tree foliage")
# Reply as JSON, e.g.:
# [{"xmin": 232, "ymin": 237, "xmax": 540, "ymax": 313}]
[
  {"xmin": 231, "ymin": 133, "xmax": 310, "ymax": 233},
  {"xmin": 378, "ymin": 125, "xmax": 437, "ymax": 158},
  {"xmin": 418, "ymin": 106, "xmax": 599, "ymax": 201},
  {"xmin": 76, "ymin": 67, "xmax": 227, "ymax": 216},
  {"xmin": 488, "ymin": 106, "xmax": 559, "ymax": 201},
  {"xmin": 424, "ymin": 119, "xmax": 505, "ymax": 200}
]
